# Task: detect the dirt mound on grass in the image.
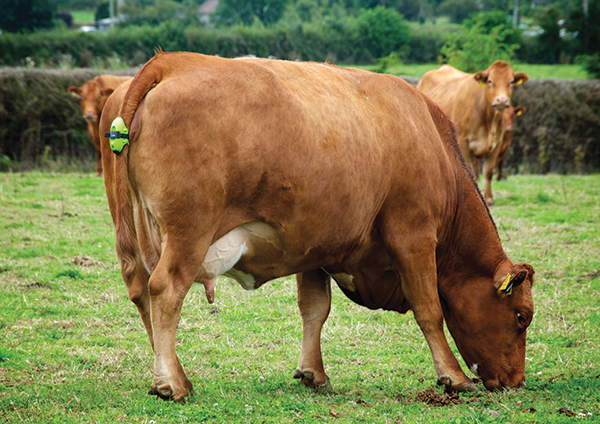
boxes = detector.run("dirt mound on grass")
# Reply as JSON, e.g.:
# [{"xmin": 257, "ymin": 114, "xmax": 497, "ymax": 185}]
[{"xmin": 416, "ymin": 388, "xmax": 462, "ymax": 406}]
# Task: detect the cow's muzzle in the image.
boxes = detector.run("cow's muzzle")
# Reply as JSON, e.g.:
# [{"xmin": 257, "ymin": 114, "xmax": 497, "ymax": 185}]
[
  {"xmin": 492, "ymin": 96, "xmax": 510, "ymax": 111},
  {"xmin": 83, "ymin": 112, "xmax": 98, "ymax": 122}
]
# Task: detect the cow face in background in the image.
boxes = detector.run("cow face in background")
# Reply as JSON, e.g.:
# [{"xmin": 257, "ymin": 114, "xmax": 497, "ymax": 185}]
[
  {"xmin": 68, "ymin": 81, "xmax": 115, "ymax": 124},
  {"xmin": 441, "ymin": 263, "xmax": 535, "ymax": 390},
  {"xmin": 474, "ymin": 61, "xmax": 528, "ymax": 111}
]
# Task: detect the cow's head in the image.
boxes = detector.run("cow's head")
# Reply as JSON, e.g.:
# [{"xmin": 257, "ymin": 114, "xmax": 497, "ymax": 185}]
[
  {"xmin": 442, "ymin": 262, "xmax": 535, "ymax": 390},
  {"xmin": 503, "ymin": 106, "xmax": 526, "ymax": 134},
  {"xmin": 68, "ymin": 79, "xmax": 117, "ymax": 123},
  {"xmin": 474, "ymin": 61, "xmax": 528, "ymax": 112}
]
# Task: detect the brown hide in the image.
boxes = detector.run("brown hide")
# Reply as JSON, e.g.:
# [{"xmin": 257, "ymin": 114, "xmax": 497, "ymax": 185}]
[
  {"xmin": 417, "ymin": 62, "xmax": 528, "ymax": 175},
  {"xmin": 68, "ymin": 75, "xmax": 132, "ymax": 176},
  {"xmin": 100, "ymin": 53, "xmax": 535, "ymax": 401}
]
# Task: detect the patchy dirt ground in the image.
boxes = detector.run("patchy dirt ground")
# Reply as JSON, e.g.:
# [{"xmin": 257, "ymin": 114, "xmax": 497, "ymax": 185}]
[{"xmin": 416, "ymin": 388, "xmax": 462, "ymax": 406}]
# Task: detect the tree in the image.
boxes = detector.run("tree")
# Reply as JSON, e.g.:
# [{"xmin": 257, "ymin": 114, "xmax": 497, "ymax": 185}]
[
  {"xmin": 353, "ymin": 6, "xmax": 410, "ymax": 58},
  {"xmin": 440, "ymin": 12, "xmax": 520, "ymax": 72},
  {"xmin": 535, "ymin": 6, "xmax": 563, "ymax": 63},
  {"xmin": 0, "ymin": 0, "xmax": 57, "ymax": 32},
  {"xmin": 436, "ymin": 0, "xmax": 480, "ymax": 23},
  {"xmin": 567, "ymin": 0, "xmax": 600, "ymax": 56},
  {"xmin": 215, "ymin": 0, "xmax": 292, "ymax": 25}
]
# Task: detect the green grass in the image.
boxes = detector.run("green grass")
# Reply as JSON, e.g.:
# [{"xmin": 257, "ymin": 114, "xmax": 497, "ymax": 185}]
[
  {"xmin": 0, "ymin": 172, "xmax": 599, "ymax": 423},
  {"xmin": 70, "ymin": 10, "xmax": 95, "ymax": 25}
]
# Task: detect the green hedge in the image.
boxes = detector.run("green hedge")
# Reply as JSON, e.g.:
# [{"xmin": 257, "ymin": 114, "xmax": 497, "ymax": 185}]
[
  {"xmin": 0, "ymin": 21, "xmax": 444, "ymax": 68},
  {"xmin": 0, "ymin": 68, "xmax": 133, "ymax": 169},
  {"xmin": 1, "ymin": 68, "xmax": 598, "ymax": 174},
  {"xmin": 509, "ymin": 79, "xmax": 600, "ymax": 174}
]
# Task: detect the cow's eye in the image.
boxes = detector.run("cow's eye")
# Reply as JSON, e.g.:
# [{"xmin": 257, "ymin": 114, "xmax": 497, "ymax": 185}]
[
  {"xmin": 487, "ymin": 79, "xmax": 493, "ymax": 86},
  {"xmin": 516, "ymin": 312, "xmax": 527, "ymax": 327}
]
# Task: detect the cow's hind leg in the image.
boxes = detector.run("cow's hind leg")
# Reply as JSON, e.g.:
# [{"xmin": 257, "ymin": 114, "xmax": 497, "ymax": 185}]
[
  {"xmin": 146, "ymin": 241, "xmax": 208, "ymax": 401},
  {"xmin": 379, "ymin": 217, "xmax": 478, "ymax": 393},
  {"xmin": 294, "ymin": 269, "xmax": 332, "ymax": 389},
  {"xmin": 126, "ymin": 259, "xmax": 193, "ymax": 397}
]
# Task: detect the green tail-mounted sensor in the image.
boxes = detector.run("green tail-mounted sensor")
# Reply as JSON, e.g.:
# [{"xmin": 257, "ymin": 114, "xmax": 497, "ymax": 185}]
[{"xmin": 104, "ymin": 117, "xmax": 129, "ymax": 154}]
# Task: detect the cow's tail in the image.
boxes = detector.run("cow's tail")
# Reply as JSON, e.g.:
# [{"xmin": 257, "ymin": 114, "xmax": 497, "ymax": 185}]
[{"xmin": 110, "ymin": 52, "xmax": 168, "ymax": 283}]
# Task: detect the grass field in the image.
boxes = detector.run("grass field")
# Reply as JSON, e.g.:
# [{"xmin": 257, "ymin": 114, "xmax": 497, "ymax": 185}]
[
  {"xmin": 70, "ymin": 11, "xmax": 95, "ymax": 25},
  {"xmin": 0, "ymin": 172, "xmax": 599, "ymax": 423}
]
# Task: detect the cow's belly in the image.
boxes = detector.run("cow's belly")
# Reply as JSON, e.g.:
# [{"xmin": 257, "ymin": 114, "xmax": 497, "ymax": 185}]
[{"xmin": 197, "ymin": 222, "xmax": 410, "ymax": 313}]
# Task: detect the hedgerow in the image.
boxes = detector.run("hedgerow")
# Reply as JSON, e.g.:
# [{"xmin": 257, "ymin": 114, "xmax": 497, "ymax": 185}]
[{"xmin": 0, "ymin": 68, "xmax": 598, "ymax": 174}]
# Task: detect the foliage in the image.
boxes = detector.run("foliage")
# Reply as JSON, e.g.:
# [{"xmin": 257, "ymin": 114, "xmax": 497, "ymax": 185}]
[
  {"xmin": 95, "ymin": 1, "xmax": 109, "ymax": 21},
  {"xmin": 0, "ymin": 172, "xmax": 599, "ymax": 422},
  {"xmin": 214, "ymin": 0, "xmax": 293, "ymax": 26},
  {"xmin": 120, "ymin": 0, "xmax": 197, "ymax": 27},
  {"xmin": 440, "ymin": 11, "xmax": 520, "ymax": 72},
  {"xmin": 535, "ymin": 6, "xmax": 564, "ymax": 64},
  {"xmin": 579, "ymin": 54, "xmax": 600, "ymax": 79},
  {"xmin": 436, "ymin": 0, "xmax": 480, "ymax": 23},
  {"xmin": 352, "ymin": 6, "xmax": 410, "ymax": 59},
  {"xmin": 0, "ymin": 0, "xmax": 58, "ymax": 33},
  {"xmin": 462, "ymin": 10, "xmax": 521, "ymax": 45},
  {"xmin": 373, "ymin": 51, "xmax": 403, "ymax": 73},
  {"xmin": 566, "ymin": 0, "xmax": 600, "ymax": 56},
  {"xmin": 509, "ymin": 78, "xmax": 600, "ymax": 174}
]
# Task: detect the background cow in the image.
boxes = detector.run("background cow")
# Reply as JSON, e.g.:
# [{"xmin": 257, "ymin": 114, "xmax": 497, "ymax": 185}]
[
  {"xmin": 417, "ymin": 62, "xmax": 528, "ymax": 201},
  {"xmin": 496, "ymin": 106, "xmax": 526, "ymax": 181},
  {"xmin": 68, "ymin": 75, "xmax": 132, "ymax": 176},
  {"xmin": 100, "ymin": 53, "xmax": 534, "ymax": 402},
  {"xmin": 472, "ymin": 105, "xmax": 526, "ymax": 204}
]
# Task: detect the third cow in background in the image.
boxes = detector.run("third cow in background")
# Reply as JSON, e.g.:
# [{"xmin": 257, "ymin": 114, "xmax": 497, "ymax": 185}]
[
  {"xmin": 68, "ymin": 75, "xmax": 132, "ymax": 176},
  {"xmin": 417, "ymin": 61, "xmax": 528, "ymax": 205}
]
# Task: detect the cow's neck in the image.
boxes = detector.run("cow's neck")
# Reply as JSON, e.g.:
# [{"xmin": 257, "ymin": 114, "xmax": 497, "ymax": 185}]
[{"xmin": 437, "ymin": 165, "xmax": 508, "ymax": 287}]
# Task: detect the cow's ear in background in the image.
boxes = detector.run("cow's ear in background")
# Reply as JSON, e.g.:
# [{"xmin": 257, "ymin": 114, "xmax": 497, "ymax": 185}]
[
  {"xmin": 101, "ymin": 88, "xmax": 115, "ymax": 97},
  {"xmin": 514, "ymin": 106, "xmax": 526, "ymax": 117},
  {"xmin": 474, "ymin": 72, "xmax": 488, "ymax": 87},
  {"xmin": 68, "ymin": 86, "xmax": 82, "ymax": 97},
  {"xmin": 513, "ymin": 73, "xmax": 529, "ymax": 85}
]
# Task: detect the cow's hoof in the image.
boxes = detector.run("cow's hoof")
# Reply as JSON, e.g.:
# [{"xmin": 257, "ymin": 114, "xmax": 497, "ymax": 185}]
[
  {"xmin": 293, "ymin": 369, "xmax": 332, "ymax": 390},
  {"xmin": 454, "ymin": 382, "xmax": 481, "ymax": 393},
  {"xmin": 148, "ymin": 385, "xmax": 188, "ymax": 401},
  {"xmin": 437, "ymin": 376, "xmax": 481, "ymax": 393}
]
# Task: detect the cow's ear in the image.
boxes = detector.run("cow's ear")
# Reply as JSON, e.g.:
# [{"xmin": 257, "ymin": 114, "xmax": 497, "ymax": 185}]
[
  {"xmin": 474, "ymin": 72, "xmax": 488, "ymax": 87},
  {"xmin": 101, "ymin": 88, "xmax": 115, "ymax": 97},
  {"xmin": 513, "ymin": 72, "xmax": 529, "ymax": 85},
  {"xmin": 494, "ymin": 263, "xmax": 534, "ymax": 296},
  {"xmin": 514, "ymin": 106, "xmax": 526, "ymax": 117},
  {"xmin": 68, "ymin": 86, "xmax": 82, "ymax": 97}
]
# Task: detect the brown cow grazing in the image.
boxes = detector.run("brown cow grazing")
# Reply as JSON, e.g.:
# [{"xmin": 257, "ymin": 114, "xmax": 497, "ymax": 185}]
[
  {"xmin": 417, "ymin": 62, "xmax": 528, "ymax": 176},
  {"xmin": 68, "ymin": 75, "xmax": 132, "ymax": 176},
  {"xmin": 100, "ymin": 52, "xmax": 535, "ymax": 402},
  {"xmin": 472, "ymin": 106, "xmax": 526, "ymax": 205}
]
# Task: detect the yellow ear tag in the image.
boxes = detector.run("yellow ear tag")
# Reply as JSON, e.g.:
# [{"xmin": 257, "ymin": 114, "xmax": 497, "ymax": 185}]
[
  {"xmin": 499, "ymin": 274, "xmax": 514, "ymax": 294},
  {"xmin": 516, "ymin": 110, "xmax": 523, "ymax": 116},
  {"xmin": 516, "ymin": 79, "xmax": 523, "ymax": 85},
  {"xmin": 478, "ymin": 81, "xmax": 485, "ymax": 87}
]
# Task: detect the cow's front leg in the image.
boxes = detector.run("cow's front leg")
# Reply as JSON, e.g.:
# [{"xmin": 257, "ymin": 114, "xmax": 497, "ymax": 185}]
[
  {"xmin": 294, "ymin": 269, "xmax": 331, "ymax": 388},
  {"xmin": 381, "ymin": 226, "xmax": 478, "ymax": 393}
]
